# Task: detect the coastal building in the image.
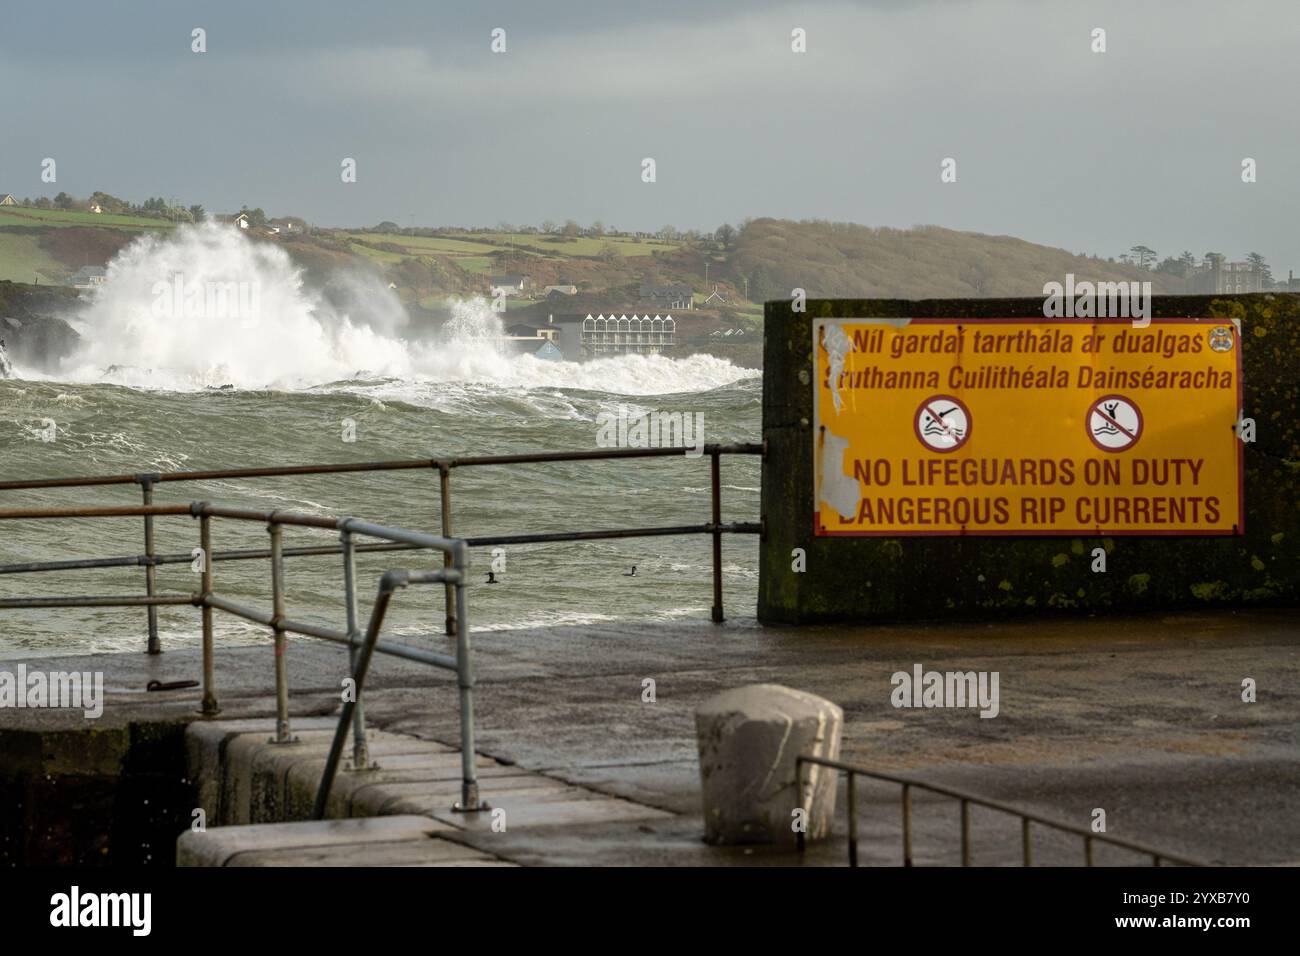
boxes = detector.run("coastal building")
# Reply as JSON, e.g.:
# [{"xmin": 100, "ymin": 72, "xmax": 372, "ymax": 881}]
[
  {"xmin": 1187, "ymin": 258, "xmax": 1266, "ymax": 294},
  {"xmin": 0, "ymin": 194, "xmax": 16, "ymax": 206},
  {"xmin": 488, "ymin": 274, "xmax": 534, "ymax": 297},
  {"xmin": 69, "ymin": 266, "xmax": 107, "ymax": 289},
  {"xmin": 505, "ymin": 322, "xmax": 557, "ymax": 342},
  {"xmin": 638, "ymin": 283, "xmax": 693, "ymax": 310}
]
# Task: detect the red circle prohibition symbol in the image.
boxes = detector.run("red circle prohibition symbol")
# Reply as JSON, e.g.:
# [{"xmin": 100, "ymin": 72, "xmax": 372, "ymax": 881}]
[
  {"xmin": 1086, "ymin": 393, "xmax": 1143, "ymax": 453},
  {"xmin": 914, "ymin": 394, "xmax": 971, "ymax": 454}
]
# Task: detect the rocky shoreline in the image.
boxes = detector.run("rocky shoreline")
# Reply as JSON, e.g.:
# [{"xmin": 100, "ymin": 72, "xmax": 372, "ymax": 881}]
[{"xmin": 0, "ymin": 281, "xmax": 81, "ymax": 375}]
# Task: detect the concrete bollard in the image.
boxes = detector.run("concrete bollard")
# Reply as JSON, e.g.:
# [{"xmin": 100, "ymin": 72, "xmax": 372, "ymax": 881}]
[{"xmin": 695, "ymin": 683, "xmax": 843, "ymax": 846}]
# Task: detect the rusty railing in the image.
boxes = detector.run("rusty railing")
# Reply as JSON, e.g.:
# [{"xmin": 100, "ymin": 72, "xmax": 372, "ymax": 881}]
[
  {"xmin": 0, "ymin": 501, "xmax": 479, "ymax": 815},
  {"xmin": 0, "ymin": 442, "xmax": 765, "ymax": 647},
  {"xmin": 795, "ymin": 755, "xmax": 1205, "ymax": 867}
]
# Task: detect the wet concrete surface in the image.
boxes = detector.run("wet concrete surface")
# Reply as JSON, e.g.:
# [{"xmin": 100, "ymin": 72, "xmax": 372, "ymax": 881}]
[{"xmin": 2, "ymin": 607, "xmax": 1297, "ymax": 865}]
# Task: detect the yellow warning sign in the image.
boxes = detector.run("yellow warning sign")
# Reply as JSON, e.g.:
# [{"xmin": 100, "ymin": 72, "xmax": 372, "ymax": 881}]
[{"xmin": 813, "ymin": 318, "xmax": 1243, "ymax": 536}]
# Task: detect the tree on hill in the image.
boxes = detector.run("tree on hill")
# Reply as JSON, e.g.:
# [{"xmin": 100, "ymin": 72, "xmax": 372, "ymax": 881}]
[
  {"xmin": 1246, "ymin": 252, "xmax": 1272, "ymax": 285},
  {"xmin": 188, "ymin": 205, "xmax": 206, "ymax": 223},
  {"xmin": 1156, "ymin": 256, "xmax": 1188, "ymax": 277},
  {"xmin": 54, "ymin": 192, "xmax": 74, "ymax": 210},
  {"xmin": 561, "ymin": 220, "xmax": 580, "ymax": 237},
  {"xmin": 90, "ymin": 191, "xmax": 130, "ymax": 214},
  {"xmin": 1128, "ymin": 245, "xmax": 1157, "ymax": 269},
  {"xmin": 238, "ymin": 206, "xmax": 267, "ymax": 228},
  {"xmin": 374, "ymin": 221, "xmax": 400, "ymax": 233},
  {"xmin": 715, "ymin": 223, "xmax": 736, "ymax": 248}
]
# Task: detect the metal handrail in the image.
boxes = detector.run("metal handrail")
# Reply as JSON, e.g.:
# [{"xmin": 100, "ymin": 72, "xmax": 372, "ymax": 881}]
[
  {"xmin": 0, "ymin": 443, "xmax": 765, "ymax": 645},
  {"xmin": 795, "ymin": 755, "xmax": 1205, "ymax": 867},
  {"xmin": 0, "ymin": 501, "xmax": 481, "ymax": 813}
]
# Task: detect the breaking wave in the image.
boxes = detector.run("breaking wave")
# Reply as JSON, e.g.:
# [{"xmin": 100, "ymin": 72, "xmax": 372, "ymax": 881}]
[{"xmin": 52, "ymin": 223, "xmax": 755, "ymax": 396}]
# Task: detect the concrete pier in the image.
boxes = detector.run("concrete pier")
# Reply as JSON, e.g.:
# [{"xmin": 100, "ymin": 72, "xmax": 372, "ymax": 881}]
[{"xmin": 2, "ymin": 610, "xmax": 1298, "ymax": 866}]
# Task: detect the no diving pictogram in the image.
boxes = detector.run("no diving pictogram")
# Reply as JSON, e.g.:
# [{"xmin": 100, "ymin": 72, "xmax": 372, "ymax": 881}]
[
  {"xmin": 1087, "ymin": 394, "xmax": 1142, "ymax": 452},
  {"xmin": 914, "ymin": 395, "xmax": 971, "ymax": 453}
]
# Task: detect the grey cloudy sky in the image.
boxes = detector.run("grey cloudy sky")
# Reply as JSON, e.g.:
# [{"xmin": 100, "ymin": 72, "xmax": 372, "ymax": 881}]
[{"xmin": 2, "ymin": 0, "xmax": 1296, "ymax": 270}]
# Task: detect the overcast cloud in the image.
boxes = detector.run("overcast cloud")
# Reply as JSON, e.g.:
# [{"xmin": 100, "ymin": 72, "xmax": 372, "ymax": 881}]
[{"xmin": 1, "ymin": 0, "xmax": 1295, "ymax": 269}]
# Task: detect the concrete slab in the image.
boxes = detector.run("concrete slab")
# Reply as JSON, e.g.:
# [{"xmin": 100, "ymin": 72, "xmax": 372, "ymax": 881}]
[
  {"xmin": 226, "ymin": 840, "xmax": 512, "ymax": 867},
  {"xmin": 283, "ymin": 753, "xmax": 509, "ymax": 820},
  {"xmin": 176, "ymin": 815, "xmax": 453, "ymax": 867},
  {"xmin": 428, "ymin": 791, "xmax": 674, "ymax": 831}
]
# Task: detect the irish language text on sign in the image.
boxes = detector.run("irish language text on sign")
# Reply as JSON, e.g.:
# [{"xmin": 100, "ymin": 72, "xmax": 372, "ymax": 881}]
[{"xmin": 813, "ymin": 318, "xmax": 1243, "ymax": 536}]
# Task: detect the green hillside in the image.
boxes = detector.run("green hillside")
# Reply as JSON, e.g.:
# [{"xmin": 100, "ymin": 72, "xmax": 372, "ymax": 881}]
[
  {"xmin": 0, "ymin": 205, "xmax": 173, "ymax": 283},
  {"xmin": 0, "ymin": 204, "xmax": 1200, "ymax": 355}
]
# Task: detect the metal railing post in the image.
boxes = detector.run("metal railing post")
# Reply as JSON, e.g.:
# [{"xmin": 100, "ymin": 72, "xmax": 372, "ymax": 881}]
[
  {"xmin": 709, "ymin": 447, "xmax": 723, "ymax": 623},
  {"xmin": 139, "ymin": 475, "xmax": 160, "ymax": 653},
  {"xmin": 340, "ymin": 530, "xmax": 369, "ymax": 769},
  {"xmin": 199, "ymin": 514, "xmax": 219, "ymax": 715},
  {"xmin": 902, "ymin": 783, "xmax": 913, "ymax": 867},
  {"xmin": 268, "ymin": 521, "xmax": 295, "ymax": 744},
  {"xmin": 451, "ymin": 540, "xmax": 482, "ymax": 812},
  {"xmin": 1084, "ymin": 834, "xmax": 1094, "ymax": 866},
  {"xmin": 960, "ymin": 798, "xmax": 971, "ymax": 866},
  {"xmin": 438, "ymin": 462, "xmax": 456, "ymax": 636},
  {"xmin": 794, "ymin": 757, "xmax": 807, "ymax": 854},
  {"xmin": 1022, "ymin": 818, "xmax": 1033, "ymax": 867},
  {"xmin": 847, "ymin": 772, "xmax": 859, "ymax": 867}
]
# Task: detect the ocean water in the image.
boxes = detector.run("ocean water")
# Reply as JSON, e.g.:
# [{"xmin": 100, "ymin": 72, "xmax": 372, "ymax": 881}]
[{"xmin": 0, "ymin": 226, "xmax": 761, "ymax": 658}]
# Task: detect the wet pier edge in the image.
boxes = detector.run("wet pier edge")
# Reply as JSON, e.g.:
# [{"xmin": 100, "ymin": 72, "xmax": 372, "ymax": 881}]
[{"xmin": 2, "ymin": 611, "xmax": 1297, "ymax": 866}]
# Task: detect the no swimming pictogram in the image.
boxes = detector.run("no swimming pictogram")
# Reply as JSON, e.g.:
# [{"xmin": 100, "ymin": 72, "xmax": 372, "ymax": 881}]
[
  {"xmin": 1087, "ymin": 394, "xmax": 1142, "ymax": 452},
  {"xmin": 914, "ymin": 395, "xmax": 971, "ymax": 453}
]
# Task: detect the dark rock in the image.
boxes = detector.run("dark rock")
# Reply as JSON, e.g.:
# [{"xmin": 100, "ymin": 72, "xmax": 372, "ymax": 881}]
[{"xmin": 0, "ymin": 280, "xmax": 81, "ymax": 372}]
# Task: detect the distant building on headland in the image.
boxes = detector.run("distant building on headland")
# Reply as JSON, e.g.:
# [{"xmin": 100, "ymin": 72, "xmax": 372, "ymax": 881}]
[
  {"xmin": 638, "ymin": 283, "xmax": 693, "ymax": 310},
  {"xmin": 525, "ymin": 313, "xmax": 676, "ymax": 360},
  {"xmin": 488, "ymin": 274, "xmax": 535, "ymax": 297},
  {"xmin": 1186, "ymin": 257, "xmax": 1266, "ymax": 294},
  {"xmin": 69, "ymin": 266, "xmax": 107, "ymax": 289}
]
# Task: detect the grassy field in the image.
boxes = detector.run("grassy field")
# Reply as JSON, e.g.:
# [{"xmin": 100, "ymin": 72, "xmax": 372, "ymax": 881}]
[
  {"xmin": 348, "ymin": 241, "xmax": 407, "ymax": 263},
  {"xmin": 351, "ymin": 229, "xmax": 676, "ymax": 259},
  {"xmin": 0, "ymin": 231, "xmax": 68, "ymax": 283},
  {"xmin": 0, "ymin": 206, "xmax": 174, "ymax": 232},
  {"xmin": 343, "ymin": 232, "xmax": 498, "ymax": 255},
  {"xmin": 458, "ymin": 231, "xmax": 673, "ymax": 257}
]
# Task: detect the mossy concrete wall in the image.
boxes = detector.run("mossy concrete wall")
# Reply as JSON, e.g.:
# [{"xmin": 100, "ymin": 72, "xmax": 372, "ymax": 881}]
[{"xmin": 759, "ymin": 295, "xmax": 1300, "ymax": 624}]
